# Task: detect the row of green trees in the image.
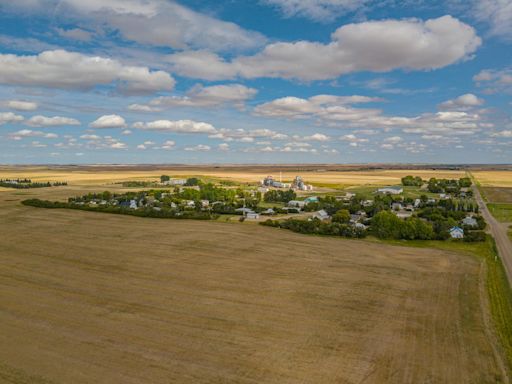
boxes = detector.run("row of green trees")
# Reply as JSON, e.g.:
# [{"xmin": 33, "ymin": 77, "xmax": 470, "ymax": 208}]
[
  {"xmin": 0, "ymin": 179, "xmax": 67, "ymax": 189},
  {"xmin": 401, "ymin": 175, "xmax": 424, "ymax": 186},
  {"xmin": 22, "ymin": 199, "xmax": 216, "ymax": 220},
  {"xmin": 261, "ymin": 218, "xmax": 367, "ymax": 238}
]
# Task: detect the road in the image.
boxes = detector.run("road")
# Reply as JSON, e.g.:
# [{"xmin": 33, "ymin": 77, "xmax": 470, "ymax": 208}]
[{"xmin": 472, "ymin": 184, "xmax": 512, "ymax": 284}]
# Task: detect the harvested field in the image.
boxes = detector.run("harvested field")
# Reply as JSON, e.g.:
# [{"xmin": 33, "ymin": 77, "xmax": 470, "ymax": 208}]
[
  {"xmin": 473, "ymin": 171, "xmax": 512, "ymax": 188},
  {"xmin": 0, "ymin": 185, "xmax": 507, "ymax": 384},
  {"xmin": 0, "ymin": 165, "xmax": 465, "ymax": 188},
  {"xmin": 483, "ymin": 187, "xmax": 512, "ymax": 203}
]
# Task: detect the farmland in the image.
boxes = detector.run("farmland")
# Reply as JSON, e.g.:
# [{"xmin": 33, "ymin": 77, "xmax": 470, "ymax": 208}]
[{"xmin": 0, "ymin": 166, "xmax": 510, "ymax": 383}]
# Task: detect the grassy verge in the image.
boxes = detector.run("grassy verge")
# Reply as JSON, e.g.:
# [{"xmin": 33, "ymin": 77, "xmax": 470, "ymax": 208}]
[
  {"xmin": 373, "ymin": 236, "xmax": 512, "ymax": 371},
  {"xmin": 488, "ymin": 203, "xmax": 512, "ymax": 222}
]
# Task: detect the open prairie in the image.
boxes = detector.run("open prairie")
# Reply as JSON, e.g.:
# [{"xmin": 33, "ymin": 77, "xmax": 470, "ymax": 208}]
[
  {"xmin": 0, "ymin": 178, "xmax": 508, "ymax": 383},
  {"xmin": 0, "ymin": 165, "xmax": 466, "ymax": 188}
]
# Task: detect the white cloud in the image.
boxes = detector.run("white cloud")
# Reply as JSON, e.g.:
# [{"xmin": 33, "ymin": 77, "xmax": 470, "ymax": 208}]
[
  {"xmin": 161, "ymin": 140, "xmax": 176, "ymax": 150},
  {"xmin": 169, "ymin": 16, "xmax": 481, "ymax": 81},
  {"xmin": 380, "ymin": 143, "xmax": 394, "ymax": 150},
  {"xmin": 384, "ymin": 136, "xmax": 403, "ymax": 144},
  {"xmin": 4, "ymin": 100, "xmax": 38, "ymax": 111},
  {"xmin": 254, "ymin": 92, "xmax": 490, "ymax": 137},
  {"xmin": 0, "ymin": 50, "xmax": 175, "ymax": 93},
  {"xmin": 210, "ymin": 128, "xmax": 289, "ymax": 141},
  {"xmin": 110, "ymin": 142, "xmax": 127, "ymax": 149},
  {"xmin": 491, "ymin": 130, "xmax": 512, "ymax": 138},
  {"xmin": 128, "ymin": 104, "xmax": 162, "ymax": 112},
  {"xmin": 148, "ymin": 84, "xmax": 258, "ymax": 109},
  {"xmin": 264, "ymin": 0, "xmax": 367, "ymax": 22},
  {"xmin": 474, "ymin": 68, "xmax": 512, "ymax": 93},
  {"xmin": 184, "ymin": 144, "xmax": 211, "ymax": 151},
  {"xmin": 218, "ymin": 143, "xmax": 230, "ymax": 151},
  {"xmin": 439, "ymin": 93, "xmax": 484, "ymax": 109},
  {"xmin": 121, "ymin": 129, "xmax": 132, "ymax": 135},
  {"xmin": 90, "ymin": 115, "xmax": 127, "ymax": 129},
  {"xmin": 7, "ymin": 129, "xmax": 58, "ymax": 140},
  {"xmin": 254, "ymin": 94, "xmax": 380, "ymax": 118},
  {"xmin": 26, "ymin": 115, "xmax": 80, "ymax": 127},
  {"xmin": 80, "ymin": 134, "xmax": 101, "ymax": 140},
  {"xmin": 56, "ymin": 27, "xmax": 93, "ymax": 42},
  {"xmin": 6, "ymin": 0, "xmax": 265, "ymax": 52},
  {"xmin": 29, "ymin": 141, "xmax": 47, "ymax": 148},
  {"xmin": 133, "ymin": 119, "xmax": 216, "ymax": 134},
  {"xmin": 341, "ymin": 134, "xmax": 368, "ymax": 143},
  {"xmin": 0, "ymin": 112, "xmax": 24, "ymax": 125},
  {"xmin": 472, "ymin": 0, "xmax": 512, "ymax": 40}
]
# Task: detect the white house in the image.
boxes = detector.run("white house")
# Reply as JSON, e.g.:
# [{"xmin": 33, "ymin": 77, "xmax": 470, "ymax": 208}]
[
  {"xmin": 414, "ymin": 198, "xmax": 421, "ymax": 208},
  {"xmin": 288, "ymin": 200, "xmax": 306, "ymax": 209},
  {"xmin": 246, "ymin": 212, "xmax": 260, "ymax": 219},
  {"xmin": 129, "ymin": 199, "xmax": 138, "ymax": 209},
  {"xmin": 261, "ymin": 208, "xmax": 275, "ymax": 215},
  {"xmin": 462, "ymin": 216, "xmax": 478, "ymax": 227},
  {"xmin": 449, "ymin": 226, "xmax": 464, "ymax": 239},
  {"xmin": 377, "ymin": 186, "xmax": 403, "ymax": 195},
  {"xmin": 312, "ymin": 209, "xmax": 330, "ymax": 221}
]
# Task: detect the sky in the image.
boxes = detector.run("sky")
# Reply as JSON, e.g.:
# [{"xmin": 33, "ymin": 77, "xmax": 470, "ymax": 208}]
[{"xmin": 0, "ymin": 0, "xmax": 511, "ymax": 164}]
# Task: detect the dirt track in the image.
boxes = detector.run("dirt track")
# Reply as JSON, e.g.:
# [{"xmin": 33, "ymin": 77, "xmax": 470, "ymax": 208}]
[{"xmin": 0, "ymin": 185, "xmax": 507, "ymax": 383}]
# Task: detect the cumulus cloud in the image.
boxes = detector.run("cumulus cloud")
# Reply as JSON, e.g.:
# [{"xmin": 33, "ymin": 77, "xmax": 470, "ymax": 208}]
[
  {"xmin": 184, "ymin": 144, "xmax": 211, "ymax": 151},
  {"xmin": 439, "ymin": 93, "xmax": 484, "ymax": 109},
  {"xmin": 133, "ymin": 119, "xmax": 216, "ymax": 134},
  {"xmin": 26, "ymin": 115, "xmax": 80, "ymax": 127},
  {"xmin": 218, "ymin": 143, "xmax": 230, "ymax": 151},
  {"xmin": 474, "ymin": 68, "xmax": 512, "ymax": 93},
  {"xmin": 7, "ymin": 129, "xmax": 58, "ymax": 140},
  {"xmin": 254, "ymin": 94, "xmax": 381, "ymax": 119},
  {"xmin": 254, "ymin": 92, "xmax": 490, "ymax": 137},
  {"xmin": 0, "ymin": 112, "xmax": 24, "ymax": 125},
  {"xmin": 5, "ymin": 0, "xmax": 266, "ymax": 52},
  {"xmin": 169, "ymin": 16, "xmax": 481, "ymax": 81},
  {"xmin": 90, "ymin": 115, "xmax": 127, "ymax": 129},
  {"xmin": 148, "ymin": 84, "xmax": 258, "ymax": 110},
  {"xmin": 209, "ymin": 128, "xmax": 288, "ymax": 141},
  {"xmin": 340, "ymin": 134, "xmax": 369, "ymax": 143},
  {"xmin": 0, "ymin": 50, "xmax": 175, "ymax": 93},
  {"xmin": 4, "ymin": 100, "xmax": 38, "ymax": 111}
]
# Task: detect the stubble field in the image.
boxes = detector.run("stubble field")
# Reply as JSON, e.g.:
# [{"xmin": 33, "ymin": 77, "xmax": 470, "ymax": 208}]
[{"xmin": 0, "ymin": 167, "xmax": 509, "ymax": 383}]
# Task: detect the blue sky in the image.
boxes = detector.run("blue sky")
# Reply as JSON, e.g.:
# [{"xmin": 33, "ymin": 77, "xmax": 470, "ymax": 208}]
[{"xmin": 0, "ymin": 0, "xmax": 511, "ymax": 164}]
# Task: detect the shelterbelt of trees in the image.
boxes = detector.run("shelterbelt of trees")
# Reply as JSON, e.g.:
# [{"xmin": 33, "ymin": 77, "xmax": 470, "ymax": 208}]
[
  {"xmin": 21, "ymin": 199, "xmax": 216, "ymax": 220},
  {"xmin": 0, "ymin": 178, "xmax": 67, "ymax": 189}
]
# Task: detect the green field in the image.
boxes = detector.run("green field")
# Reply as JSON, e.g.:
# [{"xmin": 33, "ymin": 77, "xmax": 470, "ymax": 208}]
[{"xmin": 488, "ymin": 203, "xmax": 512, "ymax": 223}]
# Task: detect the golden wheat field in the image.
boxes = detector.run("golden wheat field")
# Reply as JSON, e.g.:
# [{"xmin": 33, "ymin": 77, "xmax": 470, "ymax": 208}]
[{"xmin": 472, "ymin": 171, "xmax": 512, "ymax": 188}]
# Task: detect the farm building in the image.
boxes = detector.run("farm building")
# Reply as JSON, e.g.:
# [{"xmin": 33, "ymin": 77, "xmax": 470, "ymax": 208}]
[
  {"xmin": 449, "ymin": 226, "xmax": 464, "ymax": 239},
  {"xmin": 377, "ymin": 186, "xmax": 403, "ymax": 195},
  {"xmin": 311, "ymin": 210, "xmax": 330, "ymax": 221},
  {"xmin": 288, "ymin": 200, "xmax": 306, "ymax": 209},
  {"xmin": 462, "ymin": 216, "xmax": 478, "ymax": 227}
]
